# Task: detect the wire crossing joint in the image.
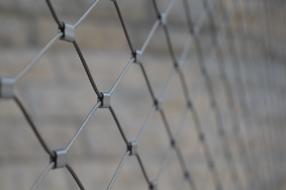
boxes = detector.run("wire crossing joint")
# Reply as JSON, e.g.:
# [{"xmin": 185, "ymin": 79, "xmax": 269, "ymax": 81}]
[
  {"xmin": 207, "ymin": 159, "xmax": 215, "ymax": 170},
  {"xmin": 199, "ymin": 133, "xmax": 205, "ymax": 142},
  {"xmin": 159, "ymin": 13, "xmax": 167, "ymax": 26},
  {"xmin": 127, "ymin": 140, "xmax": 138, "ymax": 156},
  {"xmin": 61, "ymin": 23, "xmax": 75, "ymax": 42},
  {"xmin": 184, "ymin": 171, "xmax": 190, "ymax": 179},
  {"xmin": 174, "ymin": 61, "xmax": 180, "ymax": 71},
  {"xmin": 53, "ymin": 149, "xmax": 68, "ymax": 169},
  {"xmin": 135, "ymin": 50, "xmax": 143, "ymax": 59},
  {"xmin": 187, "ymin": 101, "xmax": 193, "ymax": 109},
  {"xmin": 0, "ymin": 77, "xmax": 15, "ymax": 99},
  {"xmin": 153, "ymin": 98, "xmax": 161, "ymax": 111},
  {"xmin": 132, "ymin": 50, "xmax": 140, "ymax": 63},
  {"xmin": 99, "ymin": 92, "xmax": 112, "ymax": 108},
  {"xmin": 149, "ymin": 182, "xmax": 157, "ymax": 190},
  {"xmin": 170, "ymin": 138, "xmax": 176, "ymax": 148}
]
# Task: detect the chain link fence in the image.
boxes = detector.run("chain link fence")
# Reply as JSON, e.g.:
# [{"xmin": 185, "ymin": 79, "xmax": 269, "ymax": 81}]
[{"xmin": 0, "ymin": 0, "xmax": 286, "ymax": 190}]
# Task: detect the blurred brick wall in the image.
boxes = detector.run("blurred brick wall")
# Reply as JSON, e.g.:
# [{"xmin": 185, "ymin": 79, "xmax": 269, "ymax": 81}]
[{"xmin": 0, "ymin": 1, "xmax": 286, "ymax": 190}]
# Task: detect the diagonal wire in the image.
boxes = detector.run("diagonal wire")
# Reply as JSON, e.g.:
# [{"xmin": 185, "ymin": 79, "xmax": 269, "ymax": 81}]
[
  {"xmin": 13, "ymin": 93, "xmax": 53, "ymax": 158},
  {"xmin": 15, "ymin": 33, "xmax": 61, "ymax": 81},
  {"xmin": 153, "ymin": 107, "xmax": 189, "ymax": 182},
  {"xmin": 73, "ymin": 0, "xmax": 104, "ymax": 29},
  {"xmin": 105, "ymin": 1, "xmax": 200, "ymax": 188},
  {"xmin": 64, "ymin": 101, "xmax": 101, "ymax": 152},
  {"xmin": 111, "ymin": 0, "xmax": 135, "ymax": 55},
  {"xmin": 72, "ymin": 40, "xmax": 102, "ymax": 97},
  {"xmin": 108, "ymin": 106, "xmax": 129, "ymax": 145},
  {"xmin": 135, "ymin": 38, "xmax": 192, "ymax": 143},
  {"xmin": 30, "ymin": 162, "xmax": 54, "ymax": 190},
  {"xmin": 66, "ymin": 164, "xmax": 86, "ymax": 190},
  {"xmin": 88, "ymin": 1, "xmax": 196, "ymax": 189},
  {"xmin": 109, "ymin": 57, "xmax": 135, "ymax": 95},
  {"xmin": 45, "ymin": 0, "xmax": 62, "ymax": 28},
  {"xmin": 105, "ymin": 150, "xmax": 130, "ymax": 190},
  {"xmin": 137, "ymin": 2, "xmax": 201, "ymax": 190},
  {"xmin": 189, "ymin": 15, "xmax": 229, "ymax": 190}
]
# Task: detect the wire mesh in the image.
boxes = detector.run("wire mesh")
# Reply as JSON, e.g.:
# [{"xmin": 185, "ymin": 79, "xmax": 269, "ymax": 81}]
[{"xmin": 0, "ymin": 0, "xmax": 285, "ymax": 190}]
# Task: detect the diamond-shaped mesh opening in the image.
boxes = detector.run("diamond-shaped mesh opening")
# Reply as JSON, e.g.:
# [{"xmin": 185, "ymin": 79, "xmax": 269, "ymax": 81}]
[
  {"xmin": 155, "ymin": 0, "xmax": 173, "ymax": 13},
  {"xmin": 67, "ymin": 109, "xmax": 127, "ymax": 189},
  {"xmin": 111, "ymin": 65, "xmax": 153, "ymax": 139},
  {"xmin": 74, "ymin": 0, "xmax": 133, "ymax": 92},
  {"xmin": 35, "ymin": 167, "xmax": 77, "ymax": 190},
  {"xmin": 0, "ymin": 0, "xmax": 55, "ymax": 49},
  {"xmin": 43, "ymin": 0, "xmax": 95, "ymax": 24},
  {"xmin": 111, "ymin": 156, "xmax": 147, "ymax": 190},
  {"xmin": 157, "ymin": 151, "xmax": 184, "ymax": 189},
  {"xmin": 136, "ymin": 111, "xmax": 171, "ymax": 179},
  {"xmin": 140, "ymin": 55, "xmax": 174, "ymax": 99},
  {"xmin": 0, "ymin": 100, "xmax": 48, "ymax": 159},
  {"xmin": 110, "ymin": 0, "xmax": 158, "ymax": 50},
  {"xmin": 0, "ymin": 163, "xmax": 50, "ymax": 190},
  {"xmin": 204, "ymin": 50, "xmax": 230, "ymax": 116},
  {"xmin": 0, "ymin": 100, "xmax": 49, "ymax": 190},
  {"xmin": 175, "ymin": 113, "xmax": 199, "ymax": 158},
  {"xmin": 15, "ymin": 40, "xmax": 97, "ymax": 150},
  {"xmin": 175, "ymin": 113, "xmax": 214, "ymax": 190},
  {"xmin": 139, "ymin": 27, "xmax": 174, "ymax": 98},
  {"xmin": 160, "ymin": 75, "xmax": 188, "ymax": 133},
  {"xmin": 69, "ymin": 109, "xmax": 125, "ymax": 158},
  {"xmin": 163, "ymin": 0, "xmax": 190, "ymax": 59}
]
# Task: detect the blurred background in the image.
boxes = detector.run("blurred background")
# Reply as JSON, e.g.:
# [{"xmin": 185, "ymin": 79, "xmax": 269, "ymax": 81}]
[{"xmin": 0, "ymin": 0, "xmax": 285, "ymax": 190}]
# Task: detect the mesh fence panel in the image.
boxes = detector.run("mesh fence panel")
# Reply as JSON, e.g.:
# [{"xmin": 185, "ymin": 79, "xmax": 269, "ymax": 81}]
[{"xmin": 0, "ymin": 0, "xmax": 285, "ymax": 190}]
